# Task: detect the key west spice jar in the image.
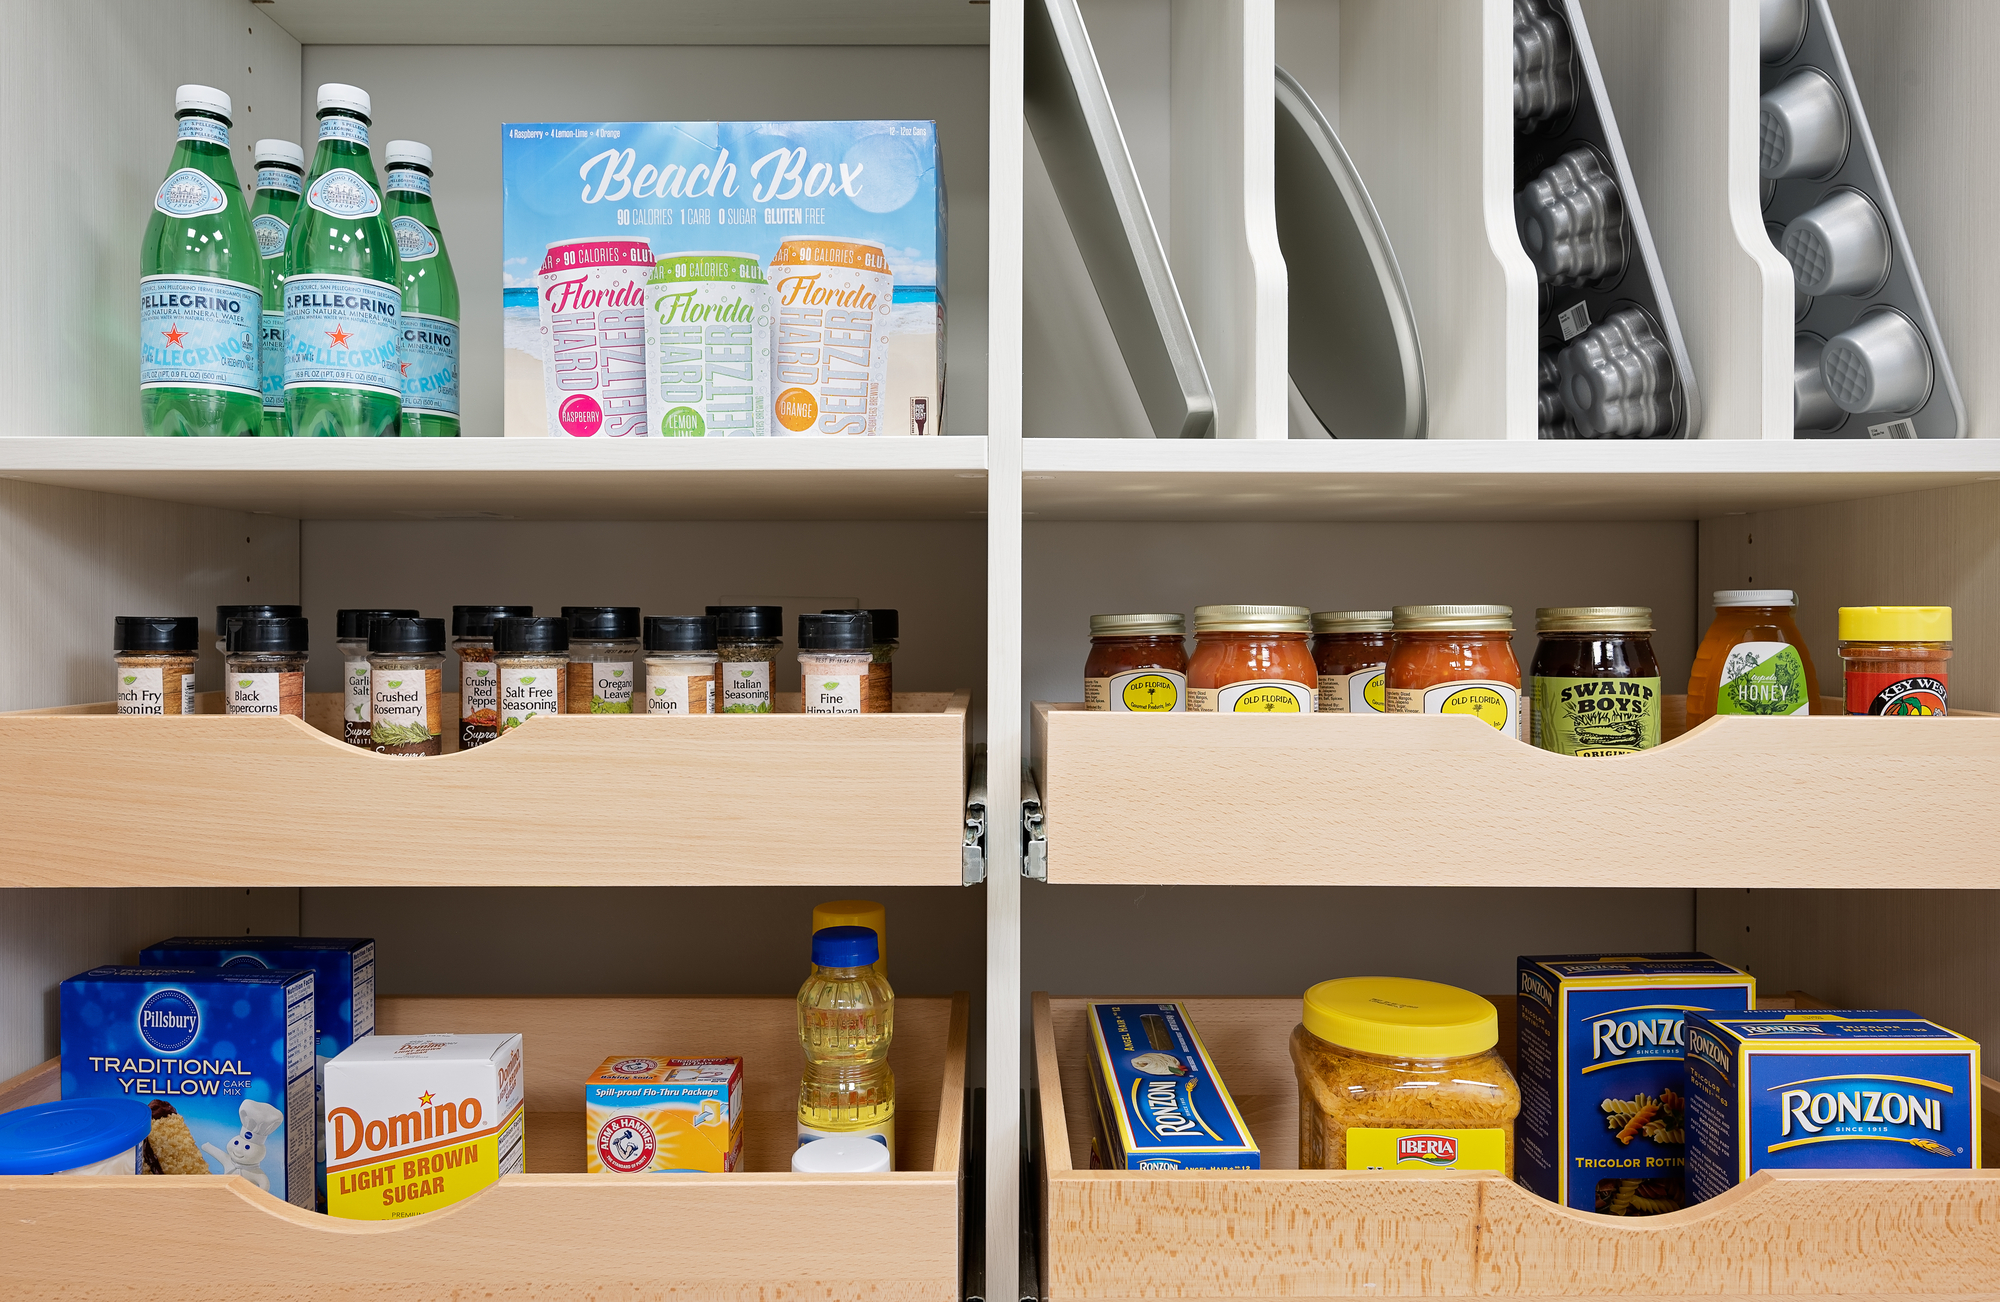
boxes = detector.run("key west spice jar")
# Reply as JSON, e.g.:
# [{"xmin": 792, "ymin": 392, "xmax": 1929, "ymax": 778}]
[
  {"xmin": 1386, "ymin": 605, "xmax": 1523, "ymax": 738},
  {"xmin": 1084, "ymin": 613, "xmax": 1188, "ymax": 712},
  {"xmin": 492, "ymin": 615, "xmax": 569, "ymax": 735},
  {"xmin": 114, "ymin": 616, "xmax": 200, "ymax": 716},
  {"xmin": 1311, "ymin": 611, "xmax": 1391, "ymax": 713},
  {"xmin": 453, "ymin": 605, "xmax": 532, "ymax": 750},
  {"xmin": 1529, "ymin": 607, "xmax": 1661, "ymax": 756},
  {"xmin": 1186, "ymin": 606, "xmax": 1316, "ymax": 712},
  {"xmin": 1839, "ymin": 605, "xmax": 1951, "ymax": 715}
]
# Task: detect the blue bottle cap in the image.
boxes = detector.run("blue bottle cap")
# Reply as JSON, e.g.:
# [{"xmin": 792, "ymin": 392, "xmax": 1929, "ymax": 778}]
[
  {"xmin": 0, "ymin": 1098, "xmax": 153, "ymax": 1175},
  {"xmin": 811, "ymin": 925, "xmax": 879, "ymax": 969}
]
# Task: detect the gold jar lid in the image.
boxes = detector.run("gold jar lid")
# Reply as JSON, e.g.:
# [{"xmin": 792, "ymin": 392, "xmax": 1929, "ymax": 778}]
[
  {"xmin": 1089, "ymin": 613, "xmax": 1185, "ymax": 637},
  {"xmin": 1535, "ymin": 606, "xmax": 1654, "ymax": 633},
  {"xmin": 1193, "ymin": 604, "xmax": 1311, "ymax": 634},
  {"xmin": 1312, "ymin": 610, "xmax": 1393, "ymax": 634},
  {"xmin": 1392, "ymin": 604, "xmax": 1513, "ymax": 632}
]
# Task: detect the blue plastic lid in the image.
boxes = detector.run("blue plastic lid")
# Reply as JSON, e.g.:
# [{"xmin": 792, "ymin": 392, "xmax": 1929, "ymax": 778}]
[
  {"xmin": 811, "ymin": 925, "xmax": 879, "ymax": 969},
  {"xmin": 0, "ymin": 1098, "xmax": 152, "ymax": 1174}
]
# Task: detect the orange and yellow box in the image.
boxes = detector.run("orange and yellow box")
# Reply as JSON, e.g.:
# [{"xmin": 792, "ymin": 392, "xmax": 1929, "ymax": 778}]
[{"xmin": 585, "ymin": 1056, "xmax": 744, "ymax": 1174}]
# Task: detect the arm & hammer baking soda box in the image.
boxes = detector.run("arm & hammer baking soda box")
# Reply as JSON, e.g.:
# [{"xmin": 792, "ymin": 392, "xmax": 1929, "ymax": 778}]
[
  {"xmin": 1085, "ymin": 1002, "xmax": 1258, "ymax": 1170},
  {"xmin": 1516, "ymin": 953, "xmax": 1754, "ymax": 1215},
  {"xmin": 1683, "ymin": 1011, "xmax": 1979, "ymax": 1204},
  {"xmin": 585, "ymin": 1056, "xmax": 745, "ymax": 1173},
  {"xmin": 60, "ymin": 965, "xmax": 317, "ymax": 1208},
  {"xmin": 323, "ymin": 1032, "xmax": 524, "ymax": 1219},
  {"xmin": 501, "ymin": 120, "xmax": 944, "ymax": 437}
]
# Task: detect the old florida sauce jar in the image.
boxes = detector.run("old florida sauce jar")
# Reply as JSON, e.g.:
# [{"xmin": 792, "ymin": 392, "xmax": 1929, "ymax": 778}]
[
  {"xmin": 1839, "ymin": 606, "xmax": 1951, "ymax": 716},
  {"xmin": 1530, "ymin": 607, "xmax": 1662, "ymax": 756},
  {"xmin": 1386, "ymin": 605, "xmax": 1523, "ymax": 739},
  {"xmin": 1687, "ymin": 589, "xmax": 1821, "ymax": 726},
  {"xmin": 1312, "ymin": 611, "xmax": 1391, "ymax": 713},
  {"xmin": 1084, "ymin": 613, "xmax": 1187, "ymax": 712},
  {"xmin": 1186, "ymin": 605, "xmax": 1317, "ymax": 712}
]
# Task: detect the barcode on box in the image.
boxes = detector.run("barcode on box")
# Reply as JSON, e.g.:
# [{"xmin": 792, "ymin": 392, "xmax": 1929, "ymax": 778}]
[
  {"xmin": 1868, "ymin": 418, "xmax": 1918, "ymax": 439},
  {"xmin": 1557, "ymin": 302, "xmax": 1591, "ymax": 340}
]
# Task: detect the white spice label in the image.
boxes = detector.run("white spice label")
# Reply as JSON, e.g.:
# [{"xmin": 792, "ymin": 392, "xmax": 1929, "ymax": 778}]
[
  {"xmin": 647, "ymin": 668, "xmax": 716, "ymax": 714},
  {"xmin": 345, "ymin": 655, "xmax": 373, "ymax": 744},
  {"xmin": 227, "ymin": 672, "xmax": 281, "ymax": 715},
  {"xmin": 116, "ymin": 666, "xmax": 164, "ymax": 715},
  {"xmin": 720, "ymin": 660, "xmax": 773, "ymax": 713},
  {"xmin": 804, "ymin": 671, "xmax": 865, "ymax": 715},
  {"xmin": 463, "ymin": 662, "xmax": 496, "ymax": 718},
  {"xmin": 500, "ymin": 664, "xmax": 560, "ymax": 728},
  {"xmin": 371, "ymin": 668, "xmax": 431, "ymax": 737},
  {"xmin": 591, "ymin": 661, "xmax": 634, "ymax": 712}
]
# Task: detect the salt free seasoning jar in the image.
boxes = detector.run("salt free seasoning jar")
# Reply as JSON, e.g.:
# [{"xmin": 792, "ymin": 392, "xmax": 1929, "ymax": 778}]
[
  {"xmin": 798, "ymin": 612, "xmax": 874, "ymax": 714},
  {"xmin": 1084, "ymin": 613, "xmax": 1188, "ymax": 712},
  {"xmin": 336, "ymin": 608, "xmax": 418, "ymax": 746},
  {"xmin": 1529, "ymin": 607, "xmax": 1661, "ymax": 755},
  {"xmin": 1386, "ymin": 606, "xmax": 1523, "ymax": 738},
  {"xmin": 1839, "ymin": 605, "xmax": 1951, "ymax": 716},
  {"xmin": 492, "ymin": 615, "xmax": 569, "ymax": 735},
  {"xmin": 367, "ymin": 616, "xmax": 446, "ymax": 756},
  {"xmin": 452, "ymin": 605, "xmax": 532, "ymax": 750},
  {"xmin": 644, "ymin": 615, "xmax": 718, "ymax": 715},
  {"xmin": 114, "ymin": 616, "xmax": 199, "ymax": 716},
  {"xmin": 224, "ymin": 616, "xmax": 308, "ymax": 717},
  {"xmin": 563, "ymin": 606, "xmax": 641, "ymax": 715},
  {"xmin": 1687, "ymin": 590, "xmax": 1821, "ymax": 726},
  {"xmin": 1186, "ymin": 606, "xmax": 1316, "ymax": 712},
  {"xmin": 825, "ymin": 608, "xmax": 899, "ymax": 714},
  {"xmin": 710, "ymin": 605, "xmax": 782, "ymax": 714},
  {"xmin": 1289, "ymin": 977, "xmax": 1520, "ymax": 1174},
  {"xmin": 1311, "ymin": 611, "xmax": 1391, "ymax": 713}
]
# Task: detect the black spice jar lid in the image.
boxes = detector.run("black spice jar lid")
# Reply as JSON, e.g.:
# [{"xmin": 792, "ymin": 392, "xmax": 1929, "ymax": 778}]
[
  {"xmin": 707, "ymin": 605, "xmax": 783, "ymax": 640},
  {"xmin": 824, "ymin": 608, "xmax": 898, "ymax": 641},
  {"xmin": 492, "ymin": 615, "xmax": 569, "ymax": 655},
  {"xmin": 563, "ymin": 606, "xmax": 641, "ymax": 640},
  {"xmin": 799, "ymin": 611, "xmax": 872, "ymax": 651},
  {"xmin": 218, "ymin": 604, "xmax": 301, "ymax": 639},
  {"xmin": 369, "ymin": 616, "xmax": 446, "ymax": 655},
  {"xmin": 115, "ymin": 616, "xmax": 200, "ymax": 654},
  {"xmin": 227, "ymin": 616, "xmax": 309, "ymax": 655},
  {"xmin": 645, "ymin": 615, "xmax": 717, "ymax": 652},
  {"xmin": 337, "ymin": 608, "xmax": 420, "ymax": 640},
  {"xmin": 452, "ymin": 605, "xmax": 533, "ymax": 637}
]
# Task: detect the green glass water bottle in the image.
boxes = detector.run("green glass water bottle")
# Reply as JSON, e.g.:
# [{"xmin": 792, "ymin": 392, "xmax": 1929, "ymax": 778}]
[
  {"xmin": 140, "ymin": 85, "xmax": 263, "ymax": 437},
  {"xmin": 384, "ymin": 140, "xmax": 460, "ymax": 437},
  {"xmin": 283, "ymin": 83, "xmax": 402, "ymax": 438},
  {"xmin": 247, "ymin": 138, "xmax": 304, "ymax": 436}
]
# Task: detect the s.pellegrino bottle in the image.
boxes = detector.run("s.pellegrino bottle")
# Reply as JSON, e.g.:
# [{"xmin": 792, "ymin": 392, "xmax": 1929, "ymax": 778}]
[
  {"xmin": 140, "ymin": 85, "xmax": 263, "ymax": 437},
  {"xmin": 284, "ymin": 83, "xmax": 401, "ymax": 437},
  {"xmin": 247, "ymin": 139, "xmax": 305, "ymax": 436},
  {"xmin": 383, "ymin": 140, "xmax": 460, "ymax": 437}
]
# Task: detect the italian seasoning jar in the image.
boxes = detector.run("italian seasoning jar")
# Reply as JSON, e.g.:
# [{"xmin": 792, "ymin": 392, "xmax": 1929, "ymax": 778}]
[
  {"xmin": 114, "ymin": 616, "xmax": 200, "ymax": 716},
  {"xmin": 799, "ymin": 612, "xmax": 874, "ymax": 714},
  {"xmin": 1187, "ymin": 606, "xmax": 1316, "ymax": 712},
  {"xmin": 710, "ymin": 605, "xmax": 782, "ymax": 714},
  {"xmin": 336, "ymin": 607, "xmax": 418, "ymax": 747},
  {"xmin": 368, "ymin": 616, "xmax": 446, "ymax": 757},
  {"xmin": 1084, "ymin": 613, "xmax": 1187, "ymax": 712},
  {"xmin": 826, "ymin": 608, "xmax": 899, "ymax": 714},
  {"xmin": 1311, "ymin": 610, "xmax": 1391, "ymax": 713},
  {"xmin": 492, "ymin": 616, "xmax": 569, "ymax": 736},
  {"xmin": 452, "ymin": 605, "xmax": 532, "ymax": 750},
  {"xmin": 224, "ymin": 616, "xmax": 308, "ymax": 717},
  {"xmin": 1529, "ymin": 607, "xmax": 1661, "ymax": 756},
  {"xmin": 1838, "ymin": 605, "xmax": 1951, "ymax": 716},
  {"xmin": 1386, "ymin": 605, "xmax": 1523, "ymax": 739},
  {"xmin": 644, "ymin": 615, "xmax": 718, "ymax": 715},
  {"xmin": 563, "ymin": 606, "xmax": 641, "ymax": 714}
]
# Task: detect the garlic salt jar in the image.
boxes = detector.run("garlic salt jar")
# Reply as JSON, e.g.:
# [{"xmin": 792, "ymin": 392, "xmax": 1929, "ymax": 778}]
[{"xmin": 1185, "ymin": 606, "xmax": 1316, "ymax": 712}]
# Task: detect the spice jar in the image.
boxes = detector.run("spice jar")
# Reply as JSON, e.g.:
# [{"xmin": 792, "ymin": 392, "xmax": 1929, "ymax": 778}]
[
  {"xmin": 798, "ymin": 612, "xmax": 874, "ymax": 714},
  {"xmin": 452, "ymin": 605, "xmax": 532, "ymax": 750},
  {"xmin": 1084, "ymin": 613, "xmax": 1188, "ymax": 712},
  {"xmin": 710, "ymin": 605, "xmax": 782, "ymax": 714},
  {"xmin": 336, "ymin": 608, "xmax": 418, "ymax": 747},
  {"xmin": 1186, "ymin": 605, "xmax": 1316, "ymax": 712},
  {"xmin": 492, "ymin": 615, "xmax": 569, "ymax": 736},
  {"xmin": 365, "ymin": 617, "xmax": 446, "ymax": 756},
  {"xmin": 563, "ymin": 606, "xmax": 641, "ymax": 715},
  {"xmin": 1386, "ymin": 605, "xmax": 1523, "ymax": 738},
  {"xmin": 643, "ymin": 615, "xmax": 718, "ymax": 715},
  {"xmin": 1687, "ymin": 589, "xmax": 1821, "ymax": 725},
  {"xmin": 224, "ymin": 616, "xmax": 308, "ymax": 717},
  {"xmin": 1289, "ymin": 976, "xmax": 1520, "ymax": 1174},
  {"xmin": 1838, "ymin": 606, "xmax": 1951, "ymax": 716},
  {"xmin": 1311, "ymin": 611, "xmax": 1391, "ymax": 713},
  {"xmin": 1530, "ymin": 607, "xmax": 1661, "ymax": 755},
  {"xmin": 826, "ymin": 608, "xmax": 900, "ymax": 714},
  {"xmin": 215, "ymin": 603, "xmax": 301, "ymax": 656},
  {"xmin": 114, "ymin": 616, "xmax": 199, "ymax": 716}
]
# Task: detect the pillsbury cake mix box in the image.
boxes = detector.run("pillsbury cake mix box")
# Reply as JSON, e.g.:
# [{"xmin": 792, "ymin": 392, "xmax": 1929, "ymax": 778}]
[
  {"xmin": 1516, "ymin": 954, "xmax": 1754, "ymax": 1215},
  {"xmin": 1683, "ymin": 1011, "xmax": 1979, "ymax": 1205},
  {"xmin": 1085, "ymin": 1002, "xmax": 1258, "ymax": 1170},
  {"xmin": 60, "ymin": 965, "xmax": 316, "ymax": 1208},
  {"xmin": 501, "ymin": 121, "xmax": 944, "ymax": 438}
]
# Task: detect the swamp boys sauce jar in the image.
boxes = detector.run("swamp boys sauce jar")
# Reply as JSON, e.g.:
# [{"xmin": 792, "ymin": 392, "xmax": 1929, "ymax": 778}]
[
  {"xmin": 1311, "ymin": 610, "xmax": 1391, "ymax": 713},
  {"xmin": 1186, "ymin": 605, "xmax": 1316, "ymax": 712},
  {"xmin": 1083, "ymin": 614, "xmax": 1187, "ymax": 711},
  {"xmin": 1385, "ymin": 605, "xmax": 1523, "ymax": 738},
  {"xmin": 1529, "ymin": 607, "xmax": 1661, "ymax": 756}
]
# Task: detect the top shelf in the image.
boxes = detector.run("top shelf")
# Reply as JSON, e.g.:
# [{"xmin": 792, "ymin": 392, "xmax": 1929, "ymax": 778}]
[{"xmin": 254, "ymin": 0, "xmax": 991, "ymax": 46}]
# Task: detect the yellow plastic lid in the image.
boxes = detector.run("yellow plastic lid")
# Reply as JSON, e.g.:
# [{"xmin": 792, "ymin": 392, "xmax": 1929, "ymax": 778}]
[
  {"xmin": 1301, "ymin": 977, "xmax": 1498, "ymax": 1059},
  {"xmin": 813, "ymin": 900, "xmax": 885, "ymax": 969},
  {"xmin": 1838, "ymin": 605, "xmax": 1952, "ymax": 643}
]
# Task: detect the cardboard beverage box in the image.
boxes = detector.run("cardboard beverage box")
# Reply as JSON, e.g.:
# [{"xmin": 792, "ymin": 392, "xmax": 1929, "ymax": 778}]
[
  {"xmin": 1084, "ymin": 1001, "xmax": 1259, "ymax": 1170},
  {"xmin": 585, "ymin": 1056, "xmax": 745, "ymax": 1174}
]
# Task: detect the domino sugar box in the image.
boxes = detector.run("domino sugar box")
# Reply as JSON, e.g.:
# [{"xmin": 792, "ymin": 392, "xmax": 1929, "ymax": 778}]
[{"xmin": 1085, "ymin": 1001, "xmax": 1258, "ymax": 1170}]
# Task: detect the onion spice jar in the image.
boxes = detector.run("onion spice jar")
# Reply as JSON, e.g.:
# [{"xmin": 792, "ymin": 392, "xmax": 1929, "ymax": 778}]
[
  {"xmin": 1385, "ymin": 605, "xmax": 1523, "ymax": 739},
  {"xmin": 1529, "ymin": 607, "xmax": 1661, "ymax": 756},
  {"xmin": 1186, "ymin": 606, "xmax": 1316, "ymax": 712},
  {"xmin": 1083, "ymin": 613, "xmax": 1188, "ymax": 712}
]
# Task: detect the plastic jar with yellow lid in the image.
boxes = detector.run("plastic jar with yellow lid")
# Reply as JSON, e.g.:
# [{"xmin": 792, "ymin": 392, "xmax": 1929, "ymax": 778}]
[
  {"xmin": 1288, "ymin": 976, "xmax": 1520, "ymax": 1173},
  {"xmin": 1839, "ymin": 605, "xmax": 1951, "ymax": 716}
]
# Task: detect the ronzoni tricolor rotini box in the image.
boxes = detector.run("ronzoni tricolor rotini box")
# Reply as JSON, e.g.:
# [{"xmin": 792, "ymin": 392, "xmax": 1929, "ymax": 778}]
[{"xmin": 1085, "ymin": 1001, "xmax": 1258, "ymax": 1170}]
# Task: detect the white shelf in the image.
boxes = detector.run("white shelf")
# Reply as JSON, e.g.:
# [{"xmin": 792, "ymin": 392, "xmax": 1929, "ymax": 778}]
[
  {"xmin": 255, "ymin": 0, "xmax": 990, "ymax": 46},
  {"xmin": 0, "ymin": 437, "xmax": 989, "ymax": 521},
  {"xmin": 1020, "ymin": 438, "xmax": 2000, "ymax": 521}
]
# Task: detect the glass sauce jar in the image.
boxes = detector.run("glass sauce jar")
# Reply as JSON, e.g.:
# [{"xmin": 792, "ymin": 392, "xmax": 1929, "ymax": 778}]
[
  {"xmin": 1084, "ymin": 613, "xmax": 1188, "ymax": 712},
  {"xmin": 1687, "ymin": 589, "xmax": 1821, "ymax": 726},
  {"xmin": 1311, "ymin": 610, "xmax": 1391, "ymax": 713},
  {"xmin": 1529, "ymin": 607, "xmax": 1662, "ymax": 755},
  {"xmin": 1186, "ymin": 606, "xmax": 1316, "ymax": 712},
  {"xmin": 1386, "ymin": 605, "xmax": 1523, "ymax": 739},
  {"xmin": 1838, "ymin": 605, "xmax": 1950, "ymax": 716}
]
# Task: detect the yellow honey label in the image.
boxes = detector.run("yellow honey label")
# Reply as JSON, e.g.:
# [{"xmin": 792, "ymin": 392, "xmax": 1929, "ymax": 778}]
[
  {"xmin": 327, "ymin": 1104, "xmax": 523, "ymax": 1219},
  {"xmin": 1345, "ymin": 1127, "xmax": 1506, "ymax": 1171}
]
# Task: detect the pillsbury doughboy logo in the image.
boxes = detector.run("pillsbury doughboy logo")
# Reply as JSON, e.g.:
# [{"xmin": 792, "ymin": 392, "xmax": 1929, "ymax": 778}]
[
  {"xmin": 138, "ymin": 988, "xmax": 201, "ymax": 1053},
  {"xmin": 391, "ymin": 216, "xmax": 438, "ymax": 261},
  {"xmin": 307, "ymin": 168, "xmax": 382, "ymax": 219},
  {"xmin": 156, "ymin": 168, "xmax": 227, "ymax": 218}
]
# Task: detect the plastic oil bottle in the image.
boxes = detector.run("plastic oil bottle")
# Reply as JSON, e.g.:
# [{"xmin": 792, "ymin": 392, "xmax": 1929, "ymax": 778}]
[
  {"xmin": 797, "ymin": 925, "xmax": 895, "ymax": 1165},
  {"xmin": 140, "ymin": 85, "xmax": 263, "ymax": 437},
  {"xmin": 383, "ymin": 140, "xmax": 460, "ymax": 437},
  {"xmin": 247, "ymin": 139, "xmax": 305, "ymax": 436}
]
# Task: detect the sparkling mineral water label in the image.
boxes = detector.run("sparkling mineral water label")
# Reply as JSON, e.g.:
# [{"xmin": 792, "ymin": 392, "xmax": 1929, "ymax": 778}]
[
  {"xmin": 252, "ymin": 213, "xmax": 290, "ymax": 259},
  {"xmin": 390, "ymin": 215, "xmax": 438, "ymax": 261},
  {"xmin": 255, "ymin": 167, "xmax": 303, "ymax": 195},
  {"xmin": 317, "ymin": 116, "xmax": 368, "ymax": 146},
  {"xmin": 719, "ymin": 660, "xmax": 772, "ymax": 713},
  {"xmin": 139, "ymin": 275, "xmax": 261, "ymax": 394},
  {"xmin": 399, "ymin": 312, "xmax": 459, "ymax": 415},
  {"xmin": 386, "ymin": 168, "xmax": 432, "ymax": 196},
  {"xmin": 804, "ymin": 671, "xmax": 864, "ymax": 714},
  {"xmin": 305, "ymin": 167, "xmax": 381, "ymax": 219},
  {"xmin": 260, "ymin": 312, "xmax": 286, "ymax": 411},
  {"xmin": 1715, "ymin": 642, "xmax": 1810, "ymax": 716},
  {"xmin": 284, "ymin": 274, "xmax": 402, "ymax": 395},
  {"xmin": 227, "ymin": 672, "xmax": 281, "ymax": 715},
  {"xmin": 177, "ymin": 117, "xmax": 230, "ymax": 147}
]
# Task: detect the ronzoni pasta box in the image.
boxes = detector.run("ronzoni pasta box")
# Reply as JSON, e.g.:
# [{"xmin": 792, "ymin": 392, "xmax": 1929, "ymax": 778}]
[{"xmin": 1085, "ymin": 1002, "xmax": 1258, "ymax": 1170}]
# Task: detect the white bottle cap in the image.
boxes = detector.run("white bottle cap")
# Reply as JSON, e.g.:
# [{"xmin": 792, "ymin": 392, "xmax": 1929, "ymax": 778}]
[
  {"xmin": 790, "ymin": 1135, "xmax": 891, "ymax": 1174},
  {"xmin": 1713, "ymin": 589, "xmax": 1798, "ymax": 608},
  {"xmin": 175, "ymin": 85, "xmax": 232, "ymax": 122},
  {"xmin": 385, "ymin": 140, "xmax": 432, "ymax": 170},
  {"xmin": 254, "ymin": 139, "xmax": 306, "ymax": 170},
  {"xmin": 316, "ymin": 83, "xmax": 372, "ymax": 120}
]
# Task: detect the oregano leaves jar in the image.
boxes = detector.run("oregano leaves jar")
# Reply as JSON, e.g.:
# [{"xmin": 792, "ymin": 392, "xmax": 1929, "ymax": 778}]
[
  {"xmin": 564, "ymin": 606, "xmax": 641, "ymax": 714},
  {"xmin": 368, "ymin": 616, "xmax": 446, "ymax": 756}
]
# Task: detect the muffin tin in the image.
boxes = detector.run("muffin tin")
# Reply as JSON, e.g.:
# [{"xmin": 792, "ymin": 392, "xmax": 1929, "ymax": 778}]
[
  {"xmin": 1513, "ymin": 0, "xmax": 1700, "ymax": 440},
  {"xmin": 1760, "ymin": 0, "xmax": 1963, "ymax": 438}
]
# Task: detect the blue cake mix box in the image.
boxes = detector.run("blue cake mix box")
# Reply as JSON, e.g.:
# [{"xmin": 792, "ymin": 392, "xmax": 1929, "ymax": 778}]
[
  {"xmin": 61, "ymin": 966, "xmax": 316, "ymax": 1209},
  {"xmin": 1516, "ymin": 953, "xmax": 1754, "ymax": 1215},
  {"xmin": 1085, "ymin": 1002, "xmax": 1258, "ymax": 1170},
  {"xmin": 1684, "ymin": 1011, "xmax": 1979, "ymax": 1204},
  {"xmin": 141, "ymin": 937, "xmax": 375, "ymax": 1209}
]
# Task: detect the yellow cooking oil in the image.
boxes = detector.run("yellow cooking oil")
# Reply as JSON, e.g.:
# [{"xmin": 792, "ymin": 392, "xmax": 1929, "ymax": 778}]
[{"xmin": 797, "ymin": 924, "xmax": 895, "ymax": 1165}]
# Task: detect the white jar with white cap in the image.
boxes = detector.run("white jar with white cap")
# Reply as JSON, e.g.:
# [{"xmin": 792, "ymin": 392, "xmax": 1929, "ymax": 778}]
[{"xmin": 791, "ymin": 1132, "xmax": 892, "ymax": 1173}]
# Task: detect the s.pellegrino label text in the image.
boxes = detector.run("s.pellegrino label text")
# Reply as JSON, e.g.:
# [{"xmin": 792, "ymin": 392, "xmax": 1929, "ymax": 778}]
[
  {"xmin": 400, "ymin": 312, "xmax": 459, "ymax": 415},
  {"xmin": 284, "ymin": 274, "xmax": 402, "ymax": 396},
  {"xmin": 140, "ymin": 275, "xmax": 261, "ymax": 395}
]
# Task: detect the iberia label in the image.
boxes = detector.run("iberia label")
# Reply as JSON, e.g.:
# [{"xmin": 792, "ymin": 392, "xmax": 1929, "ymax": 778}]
[
  {"xmin": 1715, "ymin": 642, "xmax": 1810, "ymax": 716},
  {"xmin": 1846, "ymin": 670, "xmax": 1947, "ymax": 716},
  {"xmin": 1345, "ymin": 1127, "xmax": 1507, "ymax": 1171},
  {"xmin": 1188, "ymin": 679, "xmax": 1313, "ymax": 713},
  {"xmin": 1086, "ymin": 669, "xmax": 1186, "ymax": 712},
  {"xmin": 1395, "ymin": 679, "xmax": 1521, "ymax": 737},
  {"xmin": 1320, "ymin": 665, "xmax": 1386, "ymax": 713},
  {"xmin": 1532, "ymin": 675, "xmax": 1661, "ymax": 755}
]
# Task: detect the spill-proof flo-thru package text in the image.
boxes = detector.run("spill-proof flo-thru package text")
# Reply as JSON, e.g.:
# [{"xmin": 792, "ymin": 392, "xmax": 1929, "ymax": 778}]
[{"xmin": 502, "ymin": 121, "xmax": 944, "ymax": 437}]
